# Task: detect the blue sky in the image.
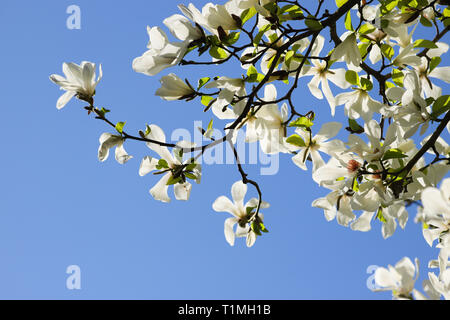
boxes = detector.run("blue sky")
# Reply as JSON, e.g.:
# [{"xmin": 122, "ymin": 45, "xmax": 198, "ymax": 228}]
[{"xmin": 0, "ymin": 0, "xmax": 448, "ymax": 299}]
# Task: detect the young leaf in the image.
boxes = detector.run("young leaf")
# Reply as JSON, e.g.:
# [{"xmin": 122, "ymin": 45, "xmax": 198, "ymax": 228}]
[
  {"xmin": 197, "ymin": 77, "xmax": 211, "ymax": 90},
  {"xmin": 345, "ymin": 10, "xmax": 353, "ymax": 31},
  {"xmin": 431, "ymin": 95, "xmax": 450, "ymax": 118},
  {"xmin": 286, "ymin": 134, "xmax": 306, "ymax": 147},
  {"xmin": 345, "ymin": 70, "xmax": 360, "ymax": 86},
  {"xmin": 288, "ymin": 117, "xmax": 313, "ymax": 128},
  {"xmin": 115, "ymin": 121, "xmax": 126, "ymax": 134},
  {"xmin": 413, "ymin": 39, "xmax": 438, "ymax": 49},
  {"xmin": 209, "ymin": 46, "xmax": 228, "ymax": 59}
]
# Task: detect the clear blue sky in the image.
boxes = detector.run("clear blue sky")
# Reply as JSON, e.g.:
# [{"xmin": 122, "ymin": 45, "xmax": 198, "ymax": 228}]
[{"xmin": 0, "ymin": 0, "xmax": 448, "ymax": 299}]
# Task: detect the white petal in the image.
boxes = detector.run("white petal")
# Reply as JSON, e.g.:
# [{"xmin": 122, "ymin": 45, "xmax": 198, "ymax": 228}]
[
  {"xmin": 315, "ymin": 122, "xmax": 342, "ymax": 142},
  {"xmin": 115, "ymin": 142, "xmax": 133, "ymax": 164},
  {"xmin": 212, "ymin": 196, "xmax": 237, "ymax": 215},
  {"xmin": 224, "ymin": 217, "xmax": 238, "ymax": 246},
  {"xmin": 231, "ymin": 180, "xmax": 247, "ymax": 207},
  {"xmin": 56, "ymin": 91, "xmax": 76, "ymax": 110},
  {"xmin": 139, "ymin": 156, "xmax": 159, "ymax": 176},
  {"xmin": 174, "ymin": 182, "xmax": 192, "ymax": 201},
  {"xmin": 149, "ymin": 173, "xmax": 171, "ymax": 203}
]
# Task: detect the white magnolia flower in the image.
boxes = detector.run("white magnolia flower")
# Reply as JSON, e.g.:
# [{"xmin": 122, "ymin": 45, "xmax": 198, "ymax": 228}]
[
  {"xmin": 393, "ymin": 43, "xmax": 421, "ymax": 68},
  {"xmin": 301, "ymin": 35, "xmax": 351, "ymax": 115},
  {"xmin": 97, "ymin": 133, "xmax": 132, "ymax": 165},
  {"xmin": 415, "ymin": 56, "xmax": 450, "ymax": 99},
  {"xmin": 290, "ymin": 122, "xmax": 345, "ymax": 172},
  {"xmin": 256, "ymin": 84, "xmax": 289, "ymax": 154},
  {"xmin": 312, "ymin": 184, "xmax": 356, "ymax": 227},
  {"xmin": 421, "ymin": 178, "xmax": 450, "ymax": 248},
  {"xmin": 139, "ymin": 125, "xmax": 200, "ymax": 203},
  {"xmin": 346, "ymin": 120, "xmax": 398, "ymax": 163},
  {"xmin": 335, "ymin": 87, "xmax": 383, "ymax": 122},
  {"xmin": 133, "ymin": 26, "xmax": 187, "ymax": 76},
  {"xmin": 212, "ymin": 180, "xmax": 269, "ymax": 247},
  {"xmin": 238, "ymin": 0, "xmax": 273, "ymax": 17},
  {"xmin": 163, "ymin": 14, "xmax": 203, "ymax": 42},
  {"xmin": 204, "ymin": 76, "xmax": 247, "ymax": 120},
  {"xmin": 330, "ymin": 32, "xmax": 362, "ymax": 68},
  {"xmin": 374, "ymin": 257, "xmax": 419, "ymax": 300},
  {"xmin": 428, "ymin": 270, "xmax": 450, "ymax": 300},
  {"xmin": 387, "ymin": 70, "xmax": 430, "ymax": 138},
  {"xmin": 179, "ymin": 0, "xmax": 242, "ymax": 37},
  {"xmin": 155, "ymin": 73, "xmax": 195, "ymax": 101},
  {"xmin": 50, "ymin": 61, "xmax": 102, "ymax": 109}
]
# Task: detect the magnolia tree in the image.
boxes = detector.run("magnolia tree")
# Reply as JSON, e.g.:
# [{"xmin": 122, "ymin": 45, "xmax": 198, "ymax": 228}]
[{"xmin": 50, "ymin": 0, "xmax": 450, "ymax": 299}]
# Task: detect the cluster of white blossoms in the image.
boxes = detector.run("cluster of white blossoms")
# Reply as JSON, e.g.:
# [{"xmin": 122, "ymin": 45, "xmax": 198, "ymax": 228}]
[{"xmin": 50, "ymin": 0, "xmax": 450, "ymax": 297}]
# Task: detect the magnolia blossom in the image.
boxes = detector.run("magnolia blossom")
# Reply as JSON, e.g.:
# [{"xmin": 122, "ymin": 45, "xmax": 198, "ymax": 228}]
[
  {"xmin": 212, "ymin": 180, "xmax": 269, "ymax": 247},
  {"xmin": 163, "ymin": 14, "xmax": 203, "ymax": 42},
  {"xmin": 133, "ymin": 26, "xmax": 187, "ymax": 76},
  {"xmin": 49, "ymin": 61, "xmax": 102, "ymax": 109},
  {"xmin": 415, "ymin": 56, "xmax": 450, "ymax": 99},
  {"xmin": 155, "ymin": 73, "xmax": 195, "ymax": 101},
  {"xmin": 179, "ymin": 0, "xmax": 242, "ymax": 36},
  {"xmin": 97, "ymin": 133, "xmax": 132, "ymax": 165},
  {"xmin": 256, "ymin": 84, "xmax": 289, "ymax": 154},
  {"xmin": 301, "ymin": 35, "xmax": 351, "ymax": 114},
  {"xmin": 139, "ymin": 125, "xmax": 200, "ymax": 203},
  {"xmin": 387, "ymin": 70, "xmax": 431, "ymax": 138},
  {"xmin": 335, "ymin": 87, "xmax": 383, "ymax": 122},
  {"xmin": 330, "ymin": 32, "xmax": 362, "ymax": 68},
  {"xmin": 421, "ymin": 178, "xmax": 450, "ymax": 248},
  {"xmin": 290, "ymin": 122, "xmax": 345, "ymax": 172},
  {"xmin": 374, "ymin": 257, "xmax": 419, "ymax": 299},
  {"xmin": 312, "ymin": 182, "xmax": 356, "ymax": 227},
  {"xmin": 393, "ymin": 44, "xmax": 421, "ymax": 68}
]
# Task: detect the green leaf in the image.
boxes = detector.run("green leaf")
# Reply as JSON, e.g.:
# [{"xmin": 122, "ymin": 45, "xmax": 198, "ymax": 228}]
[
  {"xmin": 207, "ymin": 119, "xmax": 214, "ymax": 132},
  {"xmin": 413, "ymin": 39, "xmax": 438, "ymax": 49},
  {"xmin": 347, "ymin": 119, "xmax": 364, "ymax": 134},
  {"xmin": 156, "ymin": 159, "xmax": 169, "ymax": 170},
  {"xmin": 253, "ymin": 24, "xmax": 271, "ymax": 45},
  {"xmin": 224, "ymin": 32, "xmax": 240, "ymax": 46},
  {"xmin": 209, "ymin": 46, "xmax": 228, "ymax": 59},
  {"xmin": 429, "ymin": 56, "xmax": 441, "ymax": 73},
  {"xmin": 360, "ymin": 77, "xmax": 373, "ymax": 91},
  {"xmin": 145, "ymin": 124, "xmax": 152, "ymax": 136},
  {"xmin": 358, "ymin": 43, "xmax": 370, "ymax": 60},
  {"xmin": 305, "ymin": 16, "xmax": 323, "ymax": 30},
  {"xmin": 285, "ymin": 50, "xmax": 295, "ymax": 68},
  {"xmin": 381, "ymin": 43, "xmax": 394, "ymax": 60},
  {"xmin": 431, "ymin": 95, "xmax": 450, "ymax": 118},
  {"xmin": 288, "ymin": 117, "xmax": 313, "ymax": 128},
  {"xmin": 345, "ymin": 10, "xmax": 354, "ymax": 31},
  {"xmin": 376, "ymin": 208, "xmax": 387, "ymax": 223},
  {"xmin": 184, "ymin": 172, "xmax": 197, "ymax": 180},
  {"xmin": 97, "ymin": 107, "xmax": 110, "ymax": 117},
  {"xmin": 286, "ymin": 134, "xmax": 306, "ymax": 147},
  {"xmin": 359, "ymin": 23, "xmax": 376, "ymax": 35},
  {"xmin": 240, "ymin": 7, "xmax": 257, "ymax": 25},
  {"xmin": 420, "ymin": 16, "xmax": 433, "ymax": 27},
  {"xmin": 246, "ymin": 65, "xmax": 265, "ymax": 83},
  {"xmin": 201, "ymin": 95, "xmax": 214, "ymax": 107},
  {"xmin": 335, "ymin": 0, "xmax": 349, "ymax": 7},
  {"xmin": 392, "ymin": 69, "xmax": 404, "ymax": 87},
  {"xmin": 166, "ymin": 175, "xmax": 182, "ymax": 186},
  {"xmin": 185, "ymin": 163, "xmax": 197, "ymax": 172},
  {"xmin": 382, "ymin": 148, "xmax": 408, "ymax": 161},
  {"xmin": 444, "ymin": 7, "xmax": 450, "ymax": 18},
  {"xmin": 115, "ymin": 121, "xmax": 126, "ymax": 134},
  {"xmin": 197, "ymin": 77, "xmax": 210, "ymax": 90},
  {"xmin": 345, "ymin": 70, "xmax": 360, "ymax": 86},
  {"xmin": 246, "ymin": 206, "xmax": 256, "ymax": 216}
]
